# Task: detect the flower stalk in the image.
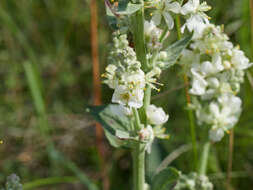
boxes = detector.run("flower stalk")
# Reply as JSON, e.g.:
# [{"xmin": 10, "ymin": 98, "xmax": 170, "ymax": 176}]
[
  {"xmin": 131, "ymin": 1, "xmax": 149, "ymax": 189},
  {"xmin": 199, "ymin": 141, "xmax": 210, "ymax": 175}
]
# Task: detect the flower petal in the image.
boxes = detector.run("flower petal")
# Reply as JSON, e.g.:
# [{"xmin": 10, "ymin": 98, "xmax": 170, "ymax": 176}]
[
  {"xmin": 165, "ymin": 2, "xmax": 181, "ymax": 13},
  {"xmin": 163, "ymin": 12, "xmax": 174, "ymax": 29},
  {"xmin": 152, "ymin": 11, "xmax": 162, "ymax": 26}
]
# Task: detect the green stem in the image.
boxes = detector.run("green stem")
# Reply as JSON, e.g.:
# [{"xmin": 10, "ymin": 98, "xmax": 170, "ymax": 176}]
[
  {"xmin": 131, "ymin": 2, "xmax": 147, "ymax": 72},
  {"xmin": 132, "ymin": 144, "xmax": 146, "ymax": 190},
  {"xmin": 144, "ymin": 86, "xmax": 151, "ymax": 110},
  {"xmin": 133, "ymin": 108, "xmax": 142, "ymax": 131},
  {"xmin": 132, "ymin": 108, "xmax": 146, "ymax": 190},
  {"xmin": 130, "ymin": 0, "xmax": 160, "ymax": 187},
  {"xmin": 175, "ymin": 14, "xmax": 198, "ymax": 171},
  {"xmin": 199, "ymin": 141, "xmax": 211, "ymax": 175},
  {"xmin": 175, "ymin": 15, "xmax": 182, "ymax": 39},
  {"xmin": 188, "ymin": 109, "xmax": 198, "ymax": 170},
  {"xmin": 130, "ymin": 1, "xmax": 148, "ymax": 189}
]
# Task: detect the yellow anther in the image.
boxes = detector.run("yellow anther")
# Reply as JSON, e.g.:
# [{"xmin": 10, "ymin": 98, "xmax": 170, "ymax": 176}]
[
  {"xmin": 150, "ymin": 13, "xmax": 153, "ymax": 16},
  {"xmin": 225, "ymin": 130, "xmax": 230, "ymax": 134},
  {"xmin": 157, "ymin": 89, "xmax": 160, "ymax": 92},
  {"xmin": 101, "ymin": 73, "xmax": 106, "ymax": 77},
  {"xmin": 0, "ymin": 140, "xmax": 3, "ymax": 144}
]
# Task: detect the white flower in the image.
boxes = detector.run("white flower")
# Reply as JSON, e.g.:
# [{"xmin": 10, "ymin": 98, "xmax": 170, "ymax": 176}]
[
  {"xmin": 144, "ymin": 20, "xmax": 163, "ymax": 50},
  {"xmin": 189, "ymin": 69, "xmax": 208, "ymax": 95},
  {"xmin": 218, "ymin": 94, "xmax": 242, "ymax": 118},
  {"xmin": 181, "ymin": 0, "xmax": 210, "ymax": 15},
  {"xmin": 209, "ymin": 128, "xmax": 224, "ymax": 142},
  {"xmin": 139, "ymin": 125, "xmax": 154, "ymax": 153},
  {"xmin": 145, "ymin": 67, "xmax": 162, "ymax": 90},
  {"xmin": 181, "ymin": 0, "xmax": 211, "ymax": 34},
  {"xmin": 144, "ymin": 20, "xmax": 161, "ymax": 37},
  {"xmin": 146, "ymin": 104, "xmax": 169, "ymax": 125},
  {"xmin": 151, "ymin": 0, "xmax": 181, "ymax": 29},
  {"xmin": 112, "ymin": 85, "xmax": 144, "ymax": 108},
  {"xmin": 122, "ymin": 70, "xmax": 146, "ymax": 89},
  {"xmin": 200, "ymin": 54, "xmax": 224, "ymax": 76},
  {"xmin": 181, "ymin": 14, "xmax": 208, "ymax": 35},
  {"xmin": 209, "ymin": 95, "xmax": 241, "ymax": 130},
  {"xmin": 231, "ymin": 49, "xmax": 253, "ymax": 70}
]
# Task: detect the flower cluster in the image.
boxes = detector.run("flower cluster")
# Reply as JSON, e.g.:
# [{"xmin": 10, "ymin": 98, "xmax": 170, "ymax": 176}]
[
  {"xmin": 103, "ymin": 32, "xmax": 169, "ymax": 152},
  {"xmin": 144, "ymin": 20, "xmax": 169, "ymax": 70},
  {"xmin": 181, "ymin": 24, "xmax": 252, "ymax": 142},
  {"xmin": 103, "ymin": 33, "xmax": 145, "ymax": 108},
  {"xmin": 174, "ymin": 172, "xmax": 213, "ymax": 190}
]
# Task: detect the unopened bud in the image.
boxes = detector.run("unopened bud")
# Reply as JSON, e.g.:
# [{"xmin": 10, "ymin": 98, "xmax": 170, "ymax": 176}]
[
  {"xmin": 223, "ymin": 60, "xmax": 231, "ymax": 69},
  {"xmin": 139, "ymin": 125, "xmax": 154, "ymax": 141}
]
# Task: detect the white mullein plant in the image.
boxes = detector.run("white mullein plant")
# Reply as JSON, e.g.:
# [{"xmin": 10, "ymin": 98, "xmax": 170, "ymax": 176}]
[{"xmin": 87, "ymin": 0, "xmax": 252, "ymax": 189}]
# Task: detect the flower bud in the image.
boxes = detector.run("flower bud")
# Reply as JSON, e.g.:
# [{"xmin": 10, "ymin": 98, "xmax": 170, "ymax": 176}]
[
  {"xmin": 209, "ymin": 128, "xmax": 224, "ymax": 142},
  {"xmin": 146, "ymin": 104, "xmax": 169, "ymax": 125},
  {"xmin": 139, "ymin": 126, "xmax": 154, "ymax": 141},
  {"xmin": 159, "ymin": 51, "xmax": 168, "ymax": 60},
  {"xmin": 207, "ymin": 77, "xmax": 220, "ymax": 88},
  {"xmin": 223, "ymin": 60, "xmax": 231, "ymax": 69}
]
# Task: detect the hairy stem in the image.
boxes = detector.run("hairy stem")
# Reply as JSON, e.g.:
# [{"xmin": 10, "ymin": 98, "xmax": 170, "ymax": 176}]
[
  {"xmin": 132, "ymin": 144, "xmax": 146, "ymax": 190},
  {"xmin": 175, "ymin": 15, "xmax": 198, "ymax": 171},
  {"xmin": 199, "ymin": 141, "xmax": 211, "ymax": 175},
  {"xmin": 131, "ymin": 1, "xmax": 148, "ymax": 189},
  {"xmin": 132, "ymin": 108, "xmax": 145, "ymax": 190},
  {"xmin": 131, "ymin": 7, "xmax": 148, "ymax": 72}
]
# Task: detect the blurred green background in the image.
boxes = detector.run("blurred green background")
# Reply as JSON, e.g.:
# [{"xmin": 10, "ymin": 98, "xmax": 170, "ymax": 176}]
[{"xmin": 0, "ymin": 0, "xmax": 253, "ymax": 189}]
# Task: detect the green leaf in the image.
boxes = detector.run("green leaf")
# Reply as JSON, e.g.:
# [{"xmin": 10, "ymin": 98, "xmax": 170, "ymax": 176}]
[
  {"xmin": 162, "ymin": 34, "xmax": 193, "ymax": 69},
  {"xmin": 151, "ymin": 167, "xmax": 180, "ymax": 190},
  {"xmin": 104, "ymin": 0, "xmax": 142, "ymax": 30},
  {"xmin": 116, "ymin": 130, "xmax": 130, "ymax": 139},
  {"xmin": 104, "ymin": 130, "xmax": 125, "ymax": 148},
  {"xmin": 86, "ymin": 104, "xmax": 133, "ymax": 147},
  {"xmin": 116, "ymin": 2, "xmax": 143, "ymax": 15}
]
